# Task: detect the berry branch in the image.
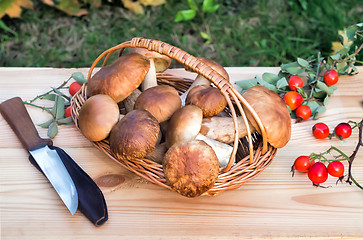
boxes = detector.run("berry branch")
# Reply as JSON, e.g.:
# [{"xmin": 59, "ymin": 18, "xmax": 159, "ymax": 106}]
[
  {"xmin": 346, "ymin": 119, "xmax": 363, "ymax": 189},
  {"xmin": 22, "ymin": 72, "xmax": 86, "ymax": 138},
  {"xmin": 293, "ymin": 119, "xmax": 363, "ymax": 189}
]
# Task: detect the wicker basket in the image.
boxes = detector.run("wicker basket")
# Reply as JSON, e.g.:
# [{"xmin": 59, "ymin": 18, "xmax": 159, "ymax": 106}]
[{"xmin": 71, "ymin": 37, "xmax": 277, "ymax": 196}]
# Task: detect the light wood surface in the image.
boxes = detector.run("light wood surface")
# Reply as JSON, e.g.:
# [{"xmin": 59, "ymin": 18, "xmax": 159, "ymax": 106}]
[{"xmin": 0, "ymin": 67, "xmax": 363, "ymax": 239}]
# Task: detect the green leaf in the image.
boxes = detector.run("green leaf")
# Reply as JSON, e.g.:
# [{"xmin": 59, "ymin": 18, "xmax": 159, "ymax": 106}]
[
  {"xmin": 281, "ymin": 62, "xmax": 299, "ymax": 71},
  {"xmin": 336, "ymin": 61, "xmax": 347, "ymax": 72},
  {"xmin": 256, "ymin": 76, "xmax": 277, "ymax": 92},
  {"xmin": 38, "ymin": 119, "xmax": 54, "ymax": 128},
  {"xmin": 174, "ymin": 9, "xmax": 196, "ymax": 22},
  {"xmin": 187, "ymin": 0, "xmax": 198, "ymax": 11},
  {"xmin": 298, "ymin": 0, "xmax": 307, "ymax": 10},
  {"xmin": 41, "ymin": 93, "xmax": 57, "ymax": 101},
  {"xmin": 0, "ymin": 20, "xmax": 17, "ymax": 36},
  {"xmin": 235, "ymin": 78, "xmax": 257, "ymax": 90},
  {"xmin": 54, "ymin": 95, "xmax": 65, "ymax": 120},
  {"xmin": 313, "ymin": 106, "xmax": 326, "ymax": 119},
  {"xmin": 262, "ymin": 72, "xmax": 280, "ymax": 84},
  {"xmin": 323, "ymin": 95, "xmax": 329, "ymax": 106},
  {"xmin": 57, "ymin": 117, "xmax": 74, "ymax": 125},
  {"xmin": 200, "ymin": 31, "xmax": 210, "ymax": 40},
  {"xmin": 316, "ymin": 81, "xmax": 334, "ymax": 96},
  {"xmin": 346, "ymin": 28, "xmax": 357, "ymax": 41},
  {"xmin": 312, "ymin": 88, "xmax": 327, "ymax": 99},
  {"xmin": 202, "ymin": 0, "xmax": 219, "ymax": 13},
  {"xmin": 72, "ymin": 72, "xmax": 87, "ymax": 84},
  {"xmin": 281, "ymin": 62, "xmax": 305, "ymax": 75},
  {"xmin": 336, "ymin": 46, "xmax": 349, "ymax": 56},
  {"xmin": 330, "ymin": 53, "xmax": 341, "ymax": 60},
  {"xmin": 297, "ymin": 58, "xmax": 309, "ymax": 68},
  {"xmin": 47, "ymin": 122, "xmax": 58, "ymax": 139},
  {"xmin": 306, "ymin": 101, "xmax": 321, "ymax": 114},
  {"xmin": 296, "ymin": 87, "xmax": 307, "ymax": 98},
  {"xmin": 276, "ymin": 77, "xmax": 289, "ymax": 89},
  {"xmin": 329, "ymin": 85, "xmax": 337, "ymax": 93}
]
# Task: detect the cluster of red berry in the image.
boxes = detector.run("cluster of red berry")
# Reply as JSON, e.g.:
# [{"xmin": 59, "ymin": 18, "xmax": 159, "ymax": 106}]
[
  {"xmin": 292, "ymin": 121, "xmax": 354, "ymax": 186},
  {"xmin": 283, "ymin": 69, "xmax": 339, "ymax": 122}
]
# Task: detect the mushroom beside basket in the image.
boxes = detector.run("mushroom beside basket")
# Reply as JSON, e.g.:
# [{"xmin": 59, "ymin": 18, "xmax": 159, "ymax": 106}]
[{"xmin": 71, "ymin": 37, "xmax": 290, "ymax": 197}]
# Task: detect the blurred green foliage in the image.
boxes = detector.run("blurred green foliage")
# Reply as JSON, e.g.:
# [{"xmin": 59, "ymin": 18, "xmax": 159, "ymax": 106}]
[{"xmin": 0, "ymin": 0, "xmax": 362, "ymax": 67}]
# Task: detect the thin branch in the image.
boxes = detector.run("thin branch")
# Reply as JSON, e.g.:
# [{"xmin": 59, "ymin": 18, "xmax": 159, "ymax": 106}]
[{"xmin": 346, "ymin": 119, "xmax": 363, "ymax": 186}]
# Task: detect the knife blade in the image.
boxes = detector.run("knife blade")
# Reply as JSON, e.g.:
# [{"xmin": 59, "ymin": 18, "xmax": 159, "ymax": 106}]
[{"xmin": 0, "ymin": 97, "xmax": 78, "ymax": 215}]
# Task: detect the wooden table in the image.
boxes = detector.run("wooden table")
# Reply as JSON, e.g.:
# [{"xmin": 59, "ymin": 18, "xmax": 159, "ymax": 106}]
[{"xmin": 1, "ymin": 67, "xmax": 362, "ymax": 239}]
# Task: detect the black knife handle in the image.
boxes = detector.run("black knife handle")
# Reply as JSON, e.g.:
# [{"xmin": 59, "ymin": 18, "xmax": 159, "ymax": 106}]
[{"xmin": 0, "ymin": 97, "xmax": 53, "ymax": 150}]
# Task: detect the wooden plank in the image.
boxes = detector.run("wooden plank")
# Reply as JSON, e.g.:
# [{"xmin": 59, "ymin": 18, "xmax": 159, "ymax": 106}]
[{"xmin": 0, "ymin": 67, "xmax": 363, "ymax": 239}]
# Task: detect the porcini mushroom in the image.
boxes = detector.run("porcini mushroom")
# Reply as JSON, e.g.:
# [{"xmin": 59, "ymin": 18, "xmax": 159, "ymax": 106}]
[
  {"xmin": 186, "ymin": 85, "xmax": 227, "ymax": 117},
  {"xmin": 123, "ymin": 89, "xmax": 142, "ymax": 113},
  {"xmin": 134, "ymin": 85, "xmax": 181, "ymax": 123},
  {"xmin": 166, "ymin": 105, "xmax": 234, "ymax": 167},
  {"xmin": 145, "ymin": 142, "xmax": 167, "ymax": 164},
  {"xmin": 87, "ymin": 53, "xmax": 150, "ymax": 102},
  {"xmin": 163, "ymin": 140, "xmax": 219, "ymax": 198},
  {"xmin": 78, "ymin": 94, "xmax": 120, "ymax": 142},
  {"xmin": 200, "ymin": 85, "xmax": 291, "ymax": 149},
  {"xmin": 200, "ymin": 116, "xmax": 256, "ymax": 144},
  {"xmin": 109, "ymin": 109, "xmax": 160, "ymax": 160},
  {"xmin": 180, "ymin": 57, "xmax": 230, "ymax": 105},
  {"xmin": 129, "ymin": 48, "xmax": 171, "ymax": 91}
]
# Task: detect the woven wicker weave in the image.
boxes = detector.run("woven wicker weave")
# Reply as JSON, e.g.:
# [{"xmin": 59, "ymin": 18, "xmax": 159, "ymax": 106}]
[{"xmin": 71, "ymin": 38, "xmax": 277, "ymax": 196}]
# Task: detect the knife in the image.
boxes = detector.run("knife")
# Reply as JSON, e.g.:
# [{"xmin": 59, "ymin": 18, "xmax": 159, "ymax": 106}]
[{"xmin": 0, "ymin": 97, "xmax": 78, "ymax": 215}]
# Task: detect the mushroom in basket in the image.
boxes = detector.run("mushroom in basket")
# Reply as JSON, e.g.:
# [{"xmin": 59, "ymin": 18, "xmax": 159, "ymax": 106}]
[
  {"xmin": 163, "ymin": 140, "xmax": 219, "ymax": 198},
  {"xmin": 185, "ymin": 84, "xmax": 227, "ymax": 118},
  {"xmin": 87, "ymin": 53, "xmax": 150, "ymax": 103},
  {"xmin": 180, "ymin": 57, "xmax": 230, "ymax": 105},
  {"xmin": 165, "ymin": 105, "xmax": 234, "ymax": 168},
  {"xmin": 129, "ymin": 48, "xmax": 172, "ymax": 91},
  {"xmin": 133, "ymin": 85, "xmax": 181, "ymax": 123},
  {"xmin": 200, "ymin": 85, "xmax": 291, "ymax": 149},
  {"xmin": 122, "ymin": 48, "xmax": 172, "ymax": 113},
  {"xmin": 109, "ymin": 110, "xmax": 160, "ymax": 160},
  {"xmin": 78, "ymin": 94, "xmax": 120, "ymax": 142}
]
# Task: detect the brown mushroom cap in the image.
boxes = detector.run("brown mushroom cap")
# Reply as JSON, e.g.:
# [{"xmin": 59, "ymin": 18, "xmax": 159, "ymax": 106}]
[
  {"xmin": 134, "ymin": 85, "xmax": 181, "ymax": 122},
  {"xmin": 242, "ymin": 85, "xmax": 291, "ymax": 148},
  {"xmin": 186, "ymin": 85, "xmax": 227, "ymax": 117},
  {"xmin": 109, "ymin": 109, "xmax": 160, "ymax": 160},
  {"xmin": 78, "ymin": 94, "xmax": 120, "ymax": 142},
  {"xmin": 163, "ymin": 140, "xmax": 219, "ymax": 198},
  {"xmin": 129, "ymin": 48, "xmax": 171, "ymax": 73},
  {"xmin": 87, "ymin": 53, "xmax": 150, "ymax": 102},
  {"xmin": 165, "ymin": 105, "xmax": 203, "ymax": 148}
]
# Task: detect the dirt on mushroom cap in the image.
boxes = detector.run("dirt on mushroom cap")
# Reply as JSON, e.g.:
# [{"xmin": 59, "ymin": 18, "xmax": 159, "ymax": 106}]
[{"xmin": 163, "ymin": 140, "xmax": 219, "ymax": 198}]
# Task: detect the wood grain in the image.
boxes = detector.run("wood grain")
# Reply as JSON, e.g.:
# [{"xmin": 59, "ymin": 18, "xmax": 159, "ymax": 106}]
[{"xmin": 0, "ymin": 67, "xmax": 363, "ymax": 239}]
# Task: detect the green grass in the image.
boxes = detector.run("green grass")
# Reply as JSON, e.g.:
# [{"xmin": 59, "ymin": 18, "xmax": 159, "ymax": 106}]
[{"xmin": 0, "ymin": 0, "xmax": 362, "ymax": 68}]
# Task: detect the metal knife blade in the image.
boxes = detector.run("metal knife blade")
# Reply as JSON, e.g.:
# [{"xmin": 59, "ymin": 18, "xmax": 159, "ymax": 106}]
[
  {"xmin": 0, "ymin": 97, "xmax": 79, "ymax": 215},
  {"xmin": 30, "ymin": 144, "xmax": 78, "ymax": 215}
]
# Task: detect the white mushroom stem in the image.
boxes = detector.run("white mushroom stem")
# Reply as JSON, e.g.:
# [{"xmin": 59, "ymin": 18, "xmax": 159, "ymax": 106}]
[
  {"xmin": 200, "ymin": 116, "xmax": 256, "ymax": 144},
  {"xmin": 141, "ymin": 59, "xmax": 157, "ymax": 91},
  {"xmin": 195, "ymin": 134, "xmax": 234, "ymax": 168},
  {"xmin": 123, "ymin": 89, "xmax": 142, "ymax": 112},
  {"xmin": 180, "ymin": 74, "xmax": 211, "ymax": 105}
]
